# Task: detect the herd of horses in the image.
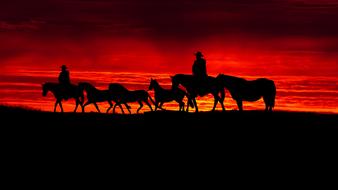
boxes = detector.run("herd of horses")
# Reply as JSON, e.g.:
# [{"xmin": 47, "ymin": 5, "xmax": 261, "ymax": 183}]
[{"xmin": 42, "ymin": 74, "xmax": 276, "ymax": 113}]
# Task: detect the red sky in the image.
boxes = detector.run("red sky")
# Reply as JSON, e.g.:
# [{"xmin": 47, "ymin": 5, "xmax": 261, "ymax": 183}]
[
  {"xmin": 0, "ymin": 0, "xmax": 338, "ymax": 112},
  {"xmin": 1, "ymin": 0, "xmax": 338, "ymax": 75}
]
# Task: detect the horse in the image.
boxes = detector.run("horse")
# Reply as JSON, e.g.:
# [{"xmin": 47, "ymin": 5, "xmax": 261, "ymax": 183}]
[
  {"xmin": 148, "ymin": 78, "xmax": 193, "ymax": 111},
  {"xmin": 108, "ymin": 84, "xmax": 155, "ymax": 114},
  {"xmin": 42, "ymin": 82, "xmax": 84, "ymax": 113},
  {"xmin": 216, "ymin": 74, "xmax": 276, "ymax": 111},
  {"xmin": 78, "ymin": 82, "xmax": 130, "ymax": 114},
  {"xmin": 171, "ymin": 74, "xmax": 225, "ymax": 112}
]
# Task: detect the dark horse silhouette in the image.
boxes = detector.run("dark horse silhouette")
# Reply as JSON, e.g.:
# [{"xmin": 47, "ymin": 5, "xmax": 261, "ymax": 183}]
[
  {"xmin": 171, "ymin": 74, "xmax": 225, "ymax": 112},
  {"xmin": 42, "ymin": 82, "xmax": 83, "ymax": 112},
  {"xmin": 78, "ymin": 82, "xmax": 130, "ymax": 113},
  {"xmin": 149, "ymin": 78, "xmax": 193, "ymax": 111},
  {"xmin": 108, "ymin": 83, "xmax": 155, "ymax": 114},
  {"xmin": 217, "ymin": 74, "xmax": 276, "ymax": 111}
]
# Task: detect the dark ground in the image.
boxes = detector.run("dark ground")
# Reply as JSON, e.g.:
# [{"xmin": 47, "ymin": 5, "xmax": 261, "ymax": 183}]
[{"xmin": 2, "ymin": 105, "xmax": 338, "ymax": 179}]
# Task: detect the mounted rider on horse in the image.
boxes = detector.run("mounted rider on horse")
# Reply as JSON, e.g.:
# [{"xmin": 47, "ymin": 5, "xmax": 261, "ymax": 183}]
[
  {"xmin": 192, "ymin": 51, "xmax": 213, "ymax": 95},
  {"xmin": 58, "ymin": 65, "xmax": 73, "ymax": 100}
]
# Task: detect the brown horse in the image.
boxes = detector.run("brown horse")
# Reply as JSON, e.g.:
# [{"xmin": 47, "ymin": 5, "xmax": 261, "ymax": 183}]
[
  {"xmin": 42, "ymin": 82, "xmax": 83, "ymax": 113},
  {"xmin": 109, "ymin": 83, "xmax": 155, "ymax": 114},
  {"xmin": 149, "ymin": 78, "xmax": 193, "ymax": 111},
  {"xmin": 217, "ymin": 74, "xmax": 276, "ymax": 111},
  {"xmin": 78, "ymin": 82, "xmax": 130, "ymax": 114},
  {"xmin": 171, "ymin": 74, "xmax": 225, "ymax": 112}
]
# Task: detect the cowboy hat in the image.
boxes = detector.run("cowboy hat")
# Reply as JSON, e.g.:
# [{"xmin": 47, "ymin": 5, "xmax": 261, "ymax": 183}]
[{"xmin": 194, "ymin": 51, "xmax": 203, "ymax": 57}]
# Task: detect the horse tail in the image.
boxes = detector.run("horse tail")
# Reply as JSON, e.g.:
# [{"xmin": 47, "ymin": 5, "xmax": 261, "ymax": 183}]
[
  {"xmin": 271, "ymin": 81, "xmax": 276, "ymax": 108},
  {"xmin": 220, "ymin": 86, "xmax": 225, "ymax": 100},
  {"xmin": 265, "ymin": 80, "xmax": 276, "ymax": 109},
  {"xmin": 80, "ymin": 91, "xmax": 85, "ymax": 104}
]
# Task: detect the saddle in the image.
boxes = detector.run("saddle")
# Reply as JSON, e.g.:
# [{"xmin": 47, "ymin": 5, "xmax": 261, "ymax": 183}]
[
  {"xmin": 193, "ymin": 76, "xmax": 212, "ymax": 96},
  {"xmin": 59, "ymin": 83, "xmax": 74, "ymax": 100}
]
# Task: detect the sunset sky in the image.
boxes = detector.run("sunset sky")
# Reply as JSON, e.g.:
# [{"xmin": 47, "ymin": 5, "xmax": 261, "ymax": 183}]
[{"xmin": 1, "ymin": 0, "xmax": 337, "ymax": 113}]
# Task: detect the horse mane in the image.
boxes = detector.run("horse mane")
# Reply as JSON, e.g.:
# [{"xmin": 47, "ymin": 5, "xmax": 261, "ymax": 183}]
[
  {"xmin": 218, "ymin": 74, "xmax": 247, "ymax": 84},
  {"xmin": 43, "ymin": 82, "xmax": 59, "ymax": 87},
  {"xmin": 171, "ymin": 74, "xmax": 194, "ymax": 83},
  {"xmin": 78, "ymin": 82, "xmax": 98, "ymax": 91},
  {"xmin": 151, "ymin": 79, "xmax": 161, "ymax": 88},
  {"xmin": 172, "ymin": 74, "xmax": 191, "ymax": 78}
]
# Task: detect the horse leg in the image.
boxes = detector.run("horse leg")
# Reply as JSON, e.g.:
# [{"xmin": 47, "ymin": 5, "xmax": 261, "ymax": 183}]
[
  {"xmin": 193, "ymin": 98, "xmax": 198, "ymax": 113},
  {"xmin": 154, "ymin": 101, "xmax": 159, "ymax": 111},
  {"xmin": 212, "ymin": 95, "xmax": 220, "ymax": 112},
  {"xmin": 137, "ymin": 101, "xmax": 143, "ymax": 114},
  {"xmin": 158, "ymin": 102, "xmax": 165, "ymax": 110},
  {"xmin": 113, "ymin": 103, "xmax": 126, "ymax": 114},
  {"xmin": 113, "ymin": 102, "xmax": 129, "ymax": 114},
  {"xmin": 113, "ymin": 104, "xmax": 118, "ymax": 114},
  {"xmin": 82, "ymin": 101, "xmax": 91, "ymax": 113},
  {"xmin": 179, "ymin": 101, "xmax": 185, "ymax": 111},
  {"xmin": 59, "ymin": 101, "xmax": 64, "ymax": 113},
  {"xmin": 54, "ymin": 100, "xmax": 59, "ymax": 112},
  {"xmin": 123, "ymin": 103, "xmax": 132, "ymax": 114},
  {"xmin": 74, "ymin": 99, "xmax": 79, "ymax": 113},
  {"xmin": 236, "ymin": 100, "xmax": 243, "ymax": 111},
  {"xmin": 263, "ymin": 96, "xmax": 272, "ymax": 112},
  {"xmin": 93, "ymin": 102, "xmax": 101, "ymax": 113},
  {"xmin": 144, "ymin": 100, "xmax": 153, "ymax": 112},
  {"xmin": 119, "ymin": 103, "xmax": 129, "ymax": 114},
  {"xmin": 106, "ymin": 101, "xmax": 113, "ymax": 113},
  {"xmin": 219, "ymin": 89, "xmax": 226, "ymax": 112},
  {"xmin": 186, "ymin": 97, "xmax": 191, "ymax": 112}
]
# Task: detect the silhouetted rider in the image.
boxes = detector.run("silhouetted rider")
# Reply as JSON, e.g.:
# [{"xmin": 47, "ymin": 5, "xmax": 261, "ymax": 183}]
[
  {"xmin": 192, "ymin": 51, "xmax": 209, "ymax": 93},
  {"xmin": 58, "ymin": 65, "xmax": 71, "ymax": 99},
  {"xmin": 192, "ymin": 51, "xmax": 207, "ymax": 78},
  {"xmin": 59, "ymin": 65, "xmax": 71, "ymax": 85}
]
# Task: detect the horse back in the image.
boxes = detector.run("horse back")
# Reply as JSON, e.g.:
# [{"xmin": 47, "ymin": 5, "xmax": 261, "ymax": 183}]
[
  {"xmin": 132, "ymin": 90, "xmax": 149, "ymax": 98},
  {"xmin": 118, "ymin": 90, "xmax": 149, "ymax": 102},
  {"xmin": 255, "ymin": 78, "xmax": 276, "ymax": 90},
  {"xmin": 157, "ymin": 87, "xmax": 186, "ymax": 102}
]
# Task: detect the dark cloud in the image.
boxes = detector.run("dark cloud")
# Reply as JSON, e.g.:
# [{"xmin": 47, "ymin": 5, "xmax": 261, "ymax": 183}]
[
  {"xmin": 1, "ymin": 0, "xmax": 338, "ymax": 39},
  {"xmin": 0, "ymin": 20, "xmax": 44, "ymax": 31}
]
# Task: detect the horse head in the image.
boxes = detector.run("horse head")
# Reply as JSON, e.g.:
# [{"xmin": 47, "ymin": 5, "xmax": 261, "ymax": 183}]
[
  {"xmin": 148, "ymin": 78, "xmax": 154, "ymax": 90},
  {"xmin": 216, "ymin": 74, "xmax": 246, "ymax": 89},
  {"xmin": 149, "ymin": 78, "xmax": 159, "ymax": 91},
  {"xmin": 171, "ymin": 75, "xmax": 179, "ymax": 89},
  {"xmin": 171, "ymin": 74, "xmax": 192, "ymax": 89},
  {"xmin": 78, "ymin": 82, "xmax": 92, "ymax": 92},
  {"xmin": 42, "ymin": 82, "xmax": 58, "ymax": 97}
]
